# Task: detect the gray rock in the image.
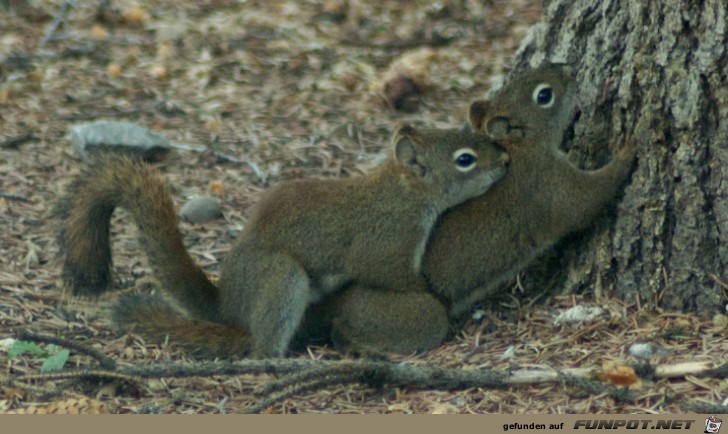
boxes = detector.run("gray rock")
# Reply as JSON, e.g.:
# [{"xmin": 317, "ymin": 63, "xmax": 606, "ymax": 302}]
[
  {"xmin": 553, "ymin": 305, "xmax": 608, "ymax": 326},
  {"xmin": 70, "ymin": 120, "xmax": 172, "ymax": 162},
  {"xmin": 179, "ymin": 196, "xmax": 223, "ymax": 224},
  {"xmin": 628, "ymin": 342, "xmax": 669, "ymax": 359},
  {"xmin": 628, "ymin": 342, "xmax": 655, "ymax": 359}
]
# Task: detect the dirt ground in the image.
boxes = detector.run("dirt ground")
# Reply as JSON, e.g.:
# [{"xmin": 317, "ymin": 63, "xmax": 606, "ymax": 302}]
[{"xmin": 1, "ymin": 0, "xmax": 727, "ymax": 414}]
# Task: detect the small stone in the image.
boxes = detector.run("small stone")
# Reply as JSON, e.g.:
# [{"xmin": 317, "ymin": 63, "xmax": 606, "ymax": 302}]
[
  {"xmin": 628, "ymin": 342, "xmax": 655, "ymax": 359},
  {"xmin": 553, "ymin": 305, "xmax": 608, "ymax": 326},
  {"xmin": 471, "ymin": 309, "xmax": 486, "ymax": 321},
  {"xmin": 629, "ymin": 342, "xmax": 669, "ymax": 358},
  {"xmin": 179, "ymin": 196, "xmax": 223, "ymax": 224},
  {"xmin": 0, "ymin": 337, "xmax": 16, "ymax": 349},
  {"xmin": 498, "ymin": 345, "xmax": 516, "ymax": 361}
]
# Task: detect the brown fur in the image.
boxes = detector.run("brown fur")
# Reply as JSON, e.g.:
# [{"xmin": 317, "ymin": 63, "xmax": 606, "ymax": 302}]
[
  {"xmin": 113, "ymin": 293, "xmax": 253, "ymax": 358},
  {"xmin": 428, "ymin": 64, "xmax": 635, "ymax": 316},
  {"xmin": 57, "ymin": 125, "xmax": 509, "ymax": 358},
  {"xmin": 321, "ymin": 63, "xmax": 636, "ymax": 354},
  {"xmin": 55, "ymin": 157, "xmax": 220, "ymax": 319}
]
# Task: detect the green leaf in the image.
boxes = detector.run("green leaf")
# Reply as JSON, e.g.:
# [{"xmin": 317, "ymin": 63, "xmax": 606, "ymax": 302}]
[
  {"xmin": 8, "ymin": 340, "xmax": 47, "ymax": 358},
  {"xmin": 40, "ymin": 349, "xmax": 70, "ymax": 372}
]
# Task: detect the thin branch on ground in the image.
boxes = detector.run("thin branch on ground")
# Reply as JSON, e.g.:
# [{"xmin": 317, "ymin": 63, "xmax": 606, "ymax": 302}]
[
  {"xmin": 8, "ymin": 369, "xmax": 141, "ymax": 385},
  {"xmin": 38, "ymin": 0, "xmax": 77, "ymax": 48},
  {"xmin": 700, "ymin": 363, "xmax": 728, "ymax": 379},
  {"xmin": 244, "ymin": 372, "xmax": 358, "ymax": 414},
  {"xmin": 559, "ymin": 373, "xmax": 634, "ymax": 403},
  {"xmin": 6, "ymin": 334, "xmax": 727, "ymax": 413},
  {"xmin": 0, "ymin": 192, "xmax": 30, "ymax": 203},
  {"xmin": 680, "ymin": 401, "xmax": 728, "ymax": 413}
]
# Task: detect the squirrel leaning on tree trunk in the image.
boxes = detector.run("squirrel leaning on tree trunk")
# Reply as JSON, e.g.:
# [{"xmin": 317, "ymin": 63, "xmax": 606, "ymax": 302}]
[
  {"xmin": 311, "ymin": 63, "xmax": 637, "ymax": 355},
  {"xmin": 55, "ymin": 125, "xmax": 510, "ymax": 358}
]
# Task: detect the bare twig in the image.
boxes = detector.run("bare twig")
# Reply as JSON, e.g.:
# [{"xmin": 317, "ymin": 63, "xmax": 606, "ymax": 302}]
[
  {"xmin": 0, "ymin": 192, "xmax": 30, "ymax": 203},
  {"xmin": 680, "ymin": 401, "xmax": 728, "ymax": 413},
  {"xmin": 259, "ymin": 364, "xmax": 357, "ymax": 394},
  {"xmin": 39, "ymin": 0, "xmax": 77, "ymax": 48},
  {"xmin": 7, "ymin": 333, "xmax": 728, "ymax": 413},
  {"xmin": 244, "ymin": 372, "xmax": 355, "ymax": 414},
  {"xmin": 559, "ymin": 373, "xmax": 634, "ymax": 403},
  {"xmin": 10, "ymin": 369, "xmax": 139, "ymax": 385},
  {"xmin": 700, "ymin": 363, "xmax": 728, "ymax": 379},
  {"xmin": 657, "ymin": 361, "xmax": 716, "ymax": 378}
]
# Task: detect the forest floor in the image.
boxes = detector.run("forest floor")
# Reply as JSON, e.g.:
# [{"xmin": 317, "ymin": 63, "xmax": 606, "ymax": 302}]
[{"xmin": 1, "ymin": 0, "xmax": 726, "ymax": 414}]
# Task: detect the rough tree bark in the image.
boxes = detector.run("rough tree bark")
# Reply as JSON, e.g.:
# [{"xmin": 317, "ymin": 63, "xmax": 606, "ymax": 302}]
[{"xmin": 508, "ymin": 0, "xmax": 727, "ymax": 313}]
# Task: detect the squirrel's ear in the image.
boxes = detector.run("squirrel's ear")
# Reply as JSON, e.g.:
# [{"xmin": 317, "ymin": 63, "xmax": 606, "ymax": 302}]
[
  {"xmin": 468, "ymin": 100, "xmax": 490, "ymax": 131},
  {"xmin": 393, "ymin": 124, "xmax": 427, "ymax": 176},
  {"xmin": 393, "ymin": 130, "xmax": 417, "ymax": 165}
]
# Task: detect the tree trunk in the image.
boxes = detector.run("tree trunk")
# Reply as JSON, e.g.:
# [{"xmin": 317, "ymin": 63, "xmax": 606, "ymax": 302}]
[{"xmin": 510, "ymin": 0, "xmax": 727, "ymax": 313}]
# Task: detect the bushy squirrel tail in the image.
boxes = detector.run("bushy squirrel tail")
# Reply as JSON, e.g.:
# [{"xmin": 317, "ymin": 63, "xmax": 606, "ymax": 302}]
[
  {"xmin": 55, "ymin": 154, "xmax": 219, "ymax": 320},
  {"xmin": 114, "ymin": 292, "xmax": 253, "ymax": 358}
]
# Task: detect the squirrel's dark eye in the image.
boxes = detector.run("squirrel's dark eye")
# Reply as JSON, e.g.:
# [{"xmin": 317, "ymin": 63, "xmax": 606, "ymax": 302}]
[
  {"xmin": 532, "ymin": 83, "xmax": 554, "ymax": 108},
  {"xmin": 456, "ymin": 154, "xmax": 475, "ymax": 166},
  {"xmin": 453, "ymin": 148, "xmax": 477, "ymax": 172}
]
